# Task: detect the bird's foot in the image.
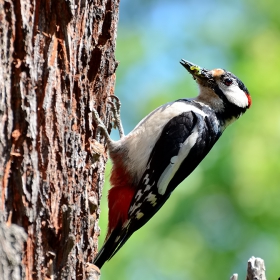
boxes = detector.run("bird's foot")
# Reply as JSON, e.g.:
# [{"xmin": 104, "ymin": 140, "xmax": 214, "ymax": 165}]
[{"xmin": 107, "ymin": 95, "xmax": 125, "ymax": 139}]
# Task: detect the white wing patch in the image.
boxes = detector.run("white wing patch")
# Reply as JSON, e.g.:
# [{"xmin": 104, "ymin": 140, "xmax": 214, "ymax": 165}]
[
  {"xmin": 129, "ymin": 203, "xmax": 141, "ymax": 214},
  {"xmin": 135, "ymin": 211, "xmax": 144, "ymax": 219},
  {"xmin": 135, "ymin": 189, "xmax": 143, "ymax": 201},
  {"xmin": 145, "ymin": 193, "xmax": 157, "ymax": 206},
  {"xmin": 157, "ymin": 125, "xmax": 199, "ymax": 195},
  {"xmin": 123, "ymin": 102, "xmax": 207, "ymax": 184},
  {"xmin": 143, "ymin": 174, "xmax": 150, "ymax": 185},
  {"xmin": 144, "ymin": 182, "xmax": 154, "ymax": 192}
]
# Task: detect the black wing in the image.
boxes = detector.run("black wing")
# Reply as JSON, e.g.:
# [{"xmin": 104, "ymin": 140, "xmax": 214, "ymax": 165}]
[{"xmin": 129, "ymin": 110, "xmax": 220, "ymax": 226}]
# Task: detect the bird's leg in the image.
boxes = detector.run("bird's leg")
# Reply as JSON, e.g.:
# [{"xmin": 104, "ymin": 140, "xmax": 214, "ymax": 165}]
[
  {"xmin": 92, "ymin": 95, "xmax": 124, "ymax": 143},
  {"xmin": 92, "ymin": 107, "xmax": 111, "ymax": 143},
  {"xmin": 107, "ymin": 95, "xmax": 125, "ymax": 139}
]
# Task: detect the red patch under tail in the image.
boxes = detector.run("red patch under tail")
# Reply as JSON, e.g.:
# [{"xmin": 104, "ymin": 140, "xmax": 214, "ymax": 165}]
[{"xmin": 106, "ymin": 164, "xmax": 135, "ymax": 239}]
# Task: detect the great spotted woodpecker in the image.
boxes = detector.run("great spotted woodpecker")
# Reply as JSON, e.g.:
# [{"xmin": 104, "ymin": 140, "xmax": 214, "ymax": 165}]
[{"xmin": 93, "ymin": 60, "xmax": 251, "ymax": 268}]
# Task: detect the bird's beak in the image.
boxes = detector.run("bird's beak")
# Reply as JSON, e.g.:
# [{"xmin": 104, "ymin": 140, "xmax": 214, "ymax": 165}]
[{"xmin": 180, "ymin": 59, "xmax": 213, "ymax": 83}]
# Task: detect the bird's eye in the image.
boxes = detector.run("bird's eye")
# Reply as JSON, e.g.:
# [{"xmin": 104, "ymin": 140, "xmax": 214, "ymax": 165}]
[{"xmin": 223, "ymin": 78, "xmax": 233, "ymax": 86}]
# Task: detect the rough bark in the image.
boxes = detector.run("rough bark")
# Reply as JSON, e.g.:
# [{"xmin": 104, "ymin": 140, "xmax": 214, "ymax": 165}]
[{"xmin": 0, "ymin": 0, "xmax": 119, "ymax": 279}]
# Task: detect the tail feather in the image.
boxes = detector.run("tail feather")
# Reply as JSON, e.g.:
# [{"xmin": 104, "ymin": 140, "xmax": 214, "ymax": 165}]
[
  {"xmin": 93, "ymin": 225, "xmax": 132, "ymax": 269},
  {"xmin": 93, "ymin": 228, "xmax": 120, "ymax": 269}
]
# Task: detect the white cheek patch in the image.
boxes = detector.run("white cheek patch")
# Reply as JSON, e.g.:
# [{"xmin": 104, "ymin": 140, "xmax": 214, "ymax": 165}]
[
  {"xmin": 157, "ymin": 125, "xmax": 199, "ymax": 195},
  {"xmin": 218, "ymin": 82, "xmax": 248, "ymax": 108}
]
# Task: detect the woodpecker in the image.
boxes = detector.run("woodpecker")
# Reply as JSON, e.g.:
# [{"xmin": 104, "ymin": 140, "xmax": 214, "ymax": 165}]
[{"xmin": 93, "ymin": 60, "xmax": 251, "ymax": 268}]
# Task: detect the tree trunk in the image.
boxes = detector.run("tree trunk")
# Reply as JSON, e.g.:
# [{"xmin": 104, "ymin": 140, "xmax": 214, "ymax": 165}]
[{"xmin": 0, "ymin": 0, "xmax": 119, "ymax": 279}]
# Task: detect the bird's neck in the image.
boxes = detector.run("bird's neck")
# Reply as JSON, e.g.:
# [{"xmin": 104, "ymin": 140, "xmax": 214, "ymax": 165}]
[{"xmin": 195, "ymin": 87, "xmax": 246, "ymax": 128}]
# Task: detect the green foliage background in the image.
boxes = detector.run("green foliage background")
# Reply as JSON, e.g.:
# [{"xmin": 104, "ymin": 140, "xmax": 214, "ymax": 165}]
[{"xmin": 98, "ymin": 0, "xmax": 280, "ymax": 279}]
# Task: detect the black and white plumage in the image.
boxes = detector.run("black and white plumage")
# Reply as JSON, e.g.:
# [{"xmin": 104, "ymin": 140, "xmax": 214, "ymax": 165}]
[{"xmin": 93, "ymin": 60, "xmax": 251, "ymax": 268}]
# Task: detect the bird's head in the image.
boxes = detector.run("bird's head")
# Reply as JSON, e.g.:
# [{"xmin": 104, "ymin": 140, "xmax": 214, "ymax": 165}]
[{"xmin": 180, "ymin": 59, "xmax": 251, "ymax": 121}]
